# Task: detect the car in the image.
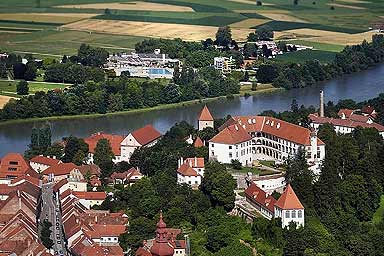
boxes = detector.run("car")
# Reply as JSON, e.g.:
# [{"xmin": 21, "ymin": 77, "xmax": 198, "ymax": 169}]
[
  {"xmin": 56, "ymin": 226, "xmax": 59, "ymax": 230},
  {"xmin": 56, "ymin": 222, "xmax": 59, "ymax": 226},
  {"xmin": 57, "ymin": 240, "xmax": 61, "ymax": 244}
]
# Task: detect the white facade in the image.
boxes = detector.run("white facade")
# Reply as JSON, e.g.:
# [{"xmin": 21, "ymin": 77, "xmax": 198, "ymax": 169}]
[
  {"xmin": 78, "ymin": 198, "xmax": 104, "ymax": 209},
  {"xmin": 310, "ymin": 122, "xmax": 384, "ymax": 139},
  {"xmin": 93, "ymin": 236, "xmax": 119, "ymax": 245},
  {"xmin": 174, "ymin": 249, "xmax": 186, "ymax": 256},
  {"xmin": 177, "ymin": 173, "xmax": 201, "ymax": 186},
  {"xmin": 198, "ymin": 120, "xmax": 214, "ymax": 131},
  {"xmin": 209, "ymin": 140, "xmax": 253, "ymax": 166},
  {"xmin": 120, "ymin": 134, "xmax": 159, "ymax": 162},
  {"xmin": 274, "ymin": 207, "xmax": 305, "ymax": 228},
  {"xmin": 254, "ymin": 175, "xmax": 286, "ymax": 194},
  {"xmin": 30, "ymin": 162, "xmax": 50, "ymax": 173},
  {"xmin": 87, "ymin": 152, "xmax": 121, "ymax": 164}
]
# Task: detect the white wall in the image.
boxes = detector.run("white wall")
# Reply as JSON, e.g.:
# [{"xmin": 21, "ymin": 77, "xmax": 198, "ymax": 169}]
[
  {"xmin": 254, "ymin": 176, "xmax": 286, "ymax": 194},
  {"xmin": 30, "ymin": 162, "xmax": 50, "ymax": 173},
  {"xmin": 209, "ymin": 141, "xmax": 253, "ymax": 166},
  {"xmin": 198, "ymin": 120, "xmax": 214, "ymax": 131},
  {"xmin": 274, "ymin": 207, "xmax": 304, "ymax": 228},
  {"xmin": 177, "ymin": 173, "xmax": 201, "ymax": 186}
]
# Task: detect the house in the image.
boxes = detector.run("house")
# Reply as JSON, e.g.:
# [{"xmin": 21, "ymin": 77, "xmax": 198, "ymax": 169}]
[
  {"xmin": 244, "ymin": 183, "xmax": 277, "ymax": 219},
  {"xmin": 109, "ymin": 167, "xmax": 144, "ymax": 186},
  {"xmin": 136, "ymin": 212, "xmax": 187, "ymax": 256},
  {"xmin": 84, "ymin": 132, "xmax": 125, "ymax": 164},
  {"xmin": 209, "ymin": 116, "xmax": 326, "ymax": 174},
  {"xmin": 120, "ymin": 125, "xmax": 161, "ymax": 162},
  {"xmin": 42, "ymin": 162, "xmax": 83, "ymax": 182},
  {"xmin": 274, "ymin": 184, "xmax": 304, "ymax": 228},
  {"xmin": 71, "ymin": 191, "xmax": 107, "ymax": 209},
  {"xmin": 193, "ymin": 136, "xmax": 204, "ymax": 147},
  {"xmin": 78, "ymin": 164, "xmax": 101, "ymax": 179},
  {"xmin": 176, "ymin": 157, "xmax": 205, "ymax": 188},
  {"xmin": 198, "ymin": 105, "xmax": 214, "ymax": 131},
  {"xmin": 308, "ymin": 113, "xmax": 384, "ymax": 139},
  {"xmin": 29, "ymin": 155, "xmax": 61, "ymax": 173},
  {"xmin": 361, "ymin": 105, "xmax": 377, "ymax": 118},
  {"xmin": 0, "ymin": 153, "xmax": 37, "ymax": 183},
  {"xmin": 53, "ymin": 178, "xmax": 87, "ymax": 194}
]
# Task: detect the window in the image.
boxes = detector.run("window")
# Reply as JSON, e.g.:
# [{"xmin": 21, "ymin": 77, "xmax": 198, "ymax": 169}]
[
  {"xmin": 229, "ymin": 153, "xmax": 232, "ymax": 158},
  {"xmin": 285, "ymin": 211, "xmax": 290, "ymax": 218},
  {"xmin": 211, "ymin": 151, "xmax": 214, "ymax": 156},
  {"xmin": 229, "ymin": 146, "xmax": 232, "ymax": 149},
  {"xmin": 298, "ymin": 210, "xmax": 303, "ymax": 218},
  {"xmin": 291, "ymin": 210, "xmax": 296, "ymax": 218},
  {"xmin": 212, "ymin": 144, "xmax": 214, "ymax": 147}
]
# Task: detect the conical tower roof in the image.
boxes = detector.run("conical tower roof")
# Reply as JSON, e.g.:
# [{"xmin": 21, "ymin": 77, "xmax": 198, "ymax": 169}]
[
  {"xmin": 275, "ymin": 184, "xmax": 304, "ymax": 210},
  {"xmin": 198, "ymin": 105, "xmax": 214, "ymax": 121}
]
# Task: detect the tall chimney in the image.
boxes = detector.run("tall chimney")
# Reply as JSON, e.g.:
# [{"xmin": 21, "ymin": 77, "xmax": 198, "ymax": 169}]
[{"xmin": 319, "ymin": 90, "xmax": 324, "ymax": 117}]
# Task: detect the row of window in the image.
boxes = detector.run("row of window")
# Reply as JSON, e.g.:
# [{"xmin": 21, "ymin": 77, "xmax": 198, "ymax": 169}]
[{"xmin": 285, "ymin": 210, "xmax": 303, "ymax": 219}]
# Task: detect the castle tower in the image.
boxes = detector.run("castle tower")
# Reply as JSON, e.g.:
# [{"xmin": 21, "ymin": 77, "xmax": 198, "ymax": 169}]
[{"xmin": 198, "ymin": 105, "xmax": 214, "ymax": 131}]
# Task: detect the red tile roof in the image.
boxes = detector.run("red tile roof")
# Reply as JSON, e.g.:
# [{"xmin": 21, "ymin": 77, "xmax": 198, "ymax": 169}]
[
  {"xmin": 198, "ymin": 105, "xmax": 214, "ymax": 121},
  {"xmin": 245, "ymin": 183, "xmax": 276, "ymax": 213},
  {"xmin": 78, "ymin": 164, "xmax": 101, "ymax": 177},
  {"xmin": 10, "ymin": 174, "xmax": 40, "ymax": 187},
  {"xmin": 42, "ymin": 162, "xmax": 78, "ymax": 176},
  {"xmin": 30, "ymin": 155, "xmax": 61, "ymax": 166},
  {"xmin": 131, "ymin": 125, "xmax": 162, "ymax": 146},
  {"xmin": 209, "ymin": 124, "xmax": 251, "ymax": 145},
  {"xmin": 89, "ymin": 178, "xmax": 101, "ymax": 187},
  {"xmin": 309, "ymin": 114, "xmax": 384, "ymax": 132},
  {"xmin": 72, "ymin": 191, "xmax": 107, "ymax": 201},
  {"xmin": 275, "ymin": 184, "xmax": 304, "ymax": 210},
  {"xmin": 110, "ymin": 167, "xmax": 142, "ymax": 180},
  {"xmin": 361, "ymin": 105, "xmax": 375, "ymax": 114},
  {"xmin": 177, "ymin": 163, "xmax": 199, "ymax": 177},
  {"xmin": 193, "ymin": 136, "xmax": 204, "ymax": 147},
  {"xmin": 348, "ymin": 114, "xmax": 371, "ymax": 123},
  {"xmin": 337, "ymin": 109, "xmax": 354, "ymax": 118},
  {"xmin": 84, "ymin": 132, "xmax": 124, "ymax": 156},
  {"xmin": 0, "ymin": 153, "xmax": 32, "ymax": 179},
  {"xmin": 87, "ymin": 224, "xmax": 126, "ymax": 238}
]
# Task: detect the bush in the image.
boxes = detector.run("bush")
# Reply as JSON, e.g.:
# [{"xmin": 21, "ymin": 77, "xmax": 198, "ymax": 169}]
[
  {"xmin": 231, "ymin": 159, "xmax": 242, "ymax": 170},
  {"xmin": 244, "ymin": 92, "xmax": 251, "ymax": 98},
  {"xmin": 226, "ymin": 94, "xmax": 235, "ymax": 100},
  {"xmin": 256, "ymin": 1, "xmax": 262, "ymax": 6},
  {"xmin": 16, "ymin": 80, "xmax": 29, "ymax": 95},
  {"xmin": 252, "ymin": 82, "xmax": 257, "ymax": 91}
]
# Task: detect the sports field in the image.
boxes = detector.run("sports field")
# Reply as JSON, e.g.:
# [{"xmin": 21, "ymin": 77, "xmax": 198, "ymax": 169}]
[{"xmin": 0, "ymin": 0, "xmax": 383, "ymax": 55}]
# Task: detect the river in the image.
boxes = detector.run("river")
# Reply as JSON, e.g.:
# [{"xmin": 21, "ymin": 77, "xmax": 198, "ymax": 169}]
[{"xmin": 1, "ymin": 64, "xmax": 384, "ymax": 157}]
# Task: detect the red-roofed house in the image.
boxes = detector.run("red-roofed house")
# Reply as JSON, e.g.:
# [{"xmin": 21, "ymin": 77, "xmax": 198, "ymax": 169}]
[
  {"xmin": 109, "ymin": 167, "xmax": 143, "ymax": 187},
  {"xmin": 29, "ymin": 155, "xmax": 61, "ymax": 173},
  {"xmin": 176, "ymin": 158, "xmax": 202, "ymax": 188},
  {"xmin": 361, "ymin": 105, "xmax": 376, "ymax": 117},
  {"xmin": 210, "ymin": 116, "xmax": 326, "ymax": 173},
  {"xmin": 84, "ymin": 132, "xmax": 125, "ymax": 164},
  {"xmin": 274, "ymin": 184, "xmax": 304, "ymax": 228},
  {"xmin": 244, "ymin": 183, "xmax": 277, "ymax": 219},
  {"xmin": 72, "ymin": 191, "xmax": 107, "ymax": 208},
  {"xmin": 42, "ymin": 162, "xmax": 83, "ymax": 182},
  {"xmin": 193, "ymin": 136, "xmax": 204, "ymax": 147},
  {"xmin": 120, "ymin": 125, "xmax": 162, "ymax": 162},
  {"xmin": 337, "ymin": 109, "xmax": 354, "ymax": 119},
  {"xmin": 0, "ymin": 153, "xmax": 33, "ymax": 182},
  {"xmin": 198, "ymin": 105, "xmax": 214, "ymax": 131}
]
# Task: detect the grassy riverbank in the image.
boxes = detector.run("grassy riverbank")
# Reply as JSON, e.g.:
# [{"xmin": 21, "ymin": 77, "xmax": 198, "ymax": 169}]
[{"xmin": 0, "ymin": 84, "xmax": 282, "ymax": 126}]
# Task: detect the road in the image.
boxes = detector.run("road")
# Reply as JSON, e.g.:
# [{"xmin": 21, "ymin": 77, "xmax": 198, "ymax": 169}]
[{"xmin": 40, "ymin": 182, "xmax": 68, "ymax": 256}]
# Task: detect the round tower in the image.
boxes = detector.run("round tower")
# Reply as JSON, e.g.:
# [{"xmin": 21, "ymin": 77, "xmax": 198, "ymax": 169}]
[{"xmin": 150, "ymin": 212, "xmax": 174, "ymax": 256}]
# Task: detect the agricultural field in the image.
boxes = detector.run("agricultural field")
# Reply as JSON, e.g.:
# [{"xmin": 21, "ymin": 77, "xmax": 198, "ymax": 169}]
[{"xmin": 0, "ymin": 0, "xmax": 383, "ymax": 56}]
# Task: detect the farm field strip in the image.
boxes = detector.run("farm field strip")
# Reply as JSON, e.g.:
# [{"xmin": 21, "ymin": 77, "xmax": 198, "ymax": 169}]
[
  {"xmin": 327, "ymin": 3, "xmax": 366, "ymax": 9},
  {"xmin": 0, "ymin": 13, "xmax": 98, "ymax": 24},
  {"xmin": 230, "ymin": 18, "xmax": 269, "ymax": 28},
  {"xmin": 55, "ymin": 1, "xmax": 195, "ymax": 12},
  {"xmin": 63, "ymin": 19, "xmax": 253, "ymax": 41}
]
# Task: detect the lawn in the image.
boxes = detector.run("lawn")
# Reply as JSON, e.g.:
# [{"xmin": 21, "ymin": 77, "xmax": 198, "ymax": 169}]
[
  {"xmin": 372, "ymin": 195, "xmax": 384, "ymax": 225},
  {"xmin": 0, "ymin": 80, "xmax": 69, "ymax": 96},
  {"xmin": 275, "ymin": 49, "xmax": 336, "ymax": 63},
  {"xmin": 287, "ymin": 40, "xmax": 345, "ymax": 52}
]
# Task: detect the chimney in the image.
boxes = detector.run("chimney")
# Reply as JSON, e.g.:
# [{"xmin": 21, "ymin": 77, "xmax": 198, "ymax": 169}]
[
  {"xmin": 194, "ymin": 157, "xmax": 197, "ymax": 167},
  {"xmin": 319, "ymin": 90, "xmax": 324, "ymax": 117},
  {"xmin": 95, "ymin": 215, "xmax": 98, "ymax": 223}
]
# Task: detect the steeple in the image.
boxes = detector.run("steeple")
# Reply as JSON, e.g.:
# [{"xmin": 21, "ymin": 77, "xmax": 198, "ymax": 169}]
[
  {"xmin": 150, "ymin": 211, "xmax": 174, "ymax": 256},
  {"xmin": 198, "ymin": 105, "xmax": 214, "ymax": 131}
]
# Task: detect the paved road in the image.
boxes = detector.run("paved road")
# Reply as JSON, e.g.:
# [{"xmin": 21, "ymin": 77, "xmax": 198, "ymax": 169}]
[{"xmin": 41, "ymin": 182, "xmax": 68, "ymax": 256}]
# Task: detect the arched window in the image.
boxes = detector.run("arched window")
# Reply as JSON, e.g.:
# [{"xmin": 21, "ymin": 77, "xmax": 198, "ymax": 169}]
[
  {"xmin": 291, "ymin": 210, "xmax": 296, "ymax": 218},
  {"xmin": 285, "ymin": 211, "xmax": 290, "ymax": 218},
  {"xmin": 298, "ymin": 210, "xmax": 303, "ymax": 218}
]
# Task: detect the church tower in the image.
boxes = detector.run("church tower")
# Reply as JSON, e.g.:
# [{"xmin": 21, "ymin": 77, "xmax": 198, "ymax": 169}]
[
  {"xmin": 198, "ymin": 105, "xmax": 214, "ymax": 131},
  {"xmin": 150, "ymin": 212, "xmax": 174, "ymax": 256}
]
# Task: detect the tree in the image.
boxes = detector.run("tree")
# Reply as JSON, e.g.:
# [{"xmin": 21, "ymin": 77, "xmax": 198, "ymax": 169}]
[
  {"xmin": 256, "ymin": 26, "xmax": 274, "ymax": 41},
  {"xmin": 256, "ymin": 64, "xmax": 279, "ymax": 83},
  {"xmin": 121, "ymin": 70, "xmax": 130, "ymax": 78},
  {"xmin": 40, "ymin": 220, "xmax": 53, "ymax": 249},
  {"xmin": 215, "ymin": 26, "xmax": 232, "ymax": 47},
  {"xmin": 243, "ymin": 43, "xmax": 258, "ymax": 59},
  {"xmin": 13, "ymin": 63, "xmax": 26, "ymax": 79},
  {"xmin": 291, "ymin": 99, "xmax": 299, "ymax": 113},
  {"xmin": 62, "ymin": 136, "xmax": 89, "ymax": 163},
  {"xmin": 283, "ymin": 222, "xmax": 306, "ymax": 255},
  {"xmin": 16, "ymin": 80, "xmax": 29, "ymax": 95},
  {"xmin": 24, "ymin": 61, "xmax": 37, "ymax": 81},
  {"xmin": 256, "ymin": 1, "xmax": 263, "ymax": 6},
  {"xmin": 206, "ymin": 224, "xmax": 233, "ymax": 252},
  {"xmin": 201, "ymin": 162, "xmax": 236, "ymax": 211},
  {"xmin": 94, "ymin": 138, "xmax": 114, "ymax": 178},
  {"xmin": 285, "ymin": 149, "xmax": 314, "ymax": 208},
  {"xmin": 231, "ymin": 159, "xmax": 242, "ymax": 170},
  {"xmin": 77, "ymin": 43, "xmax": 109, "ymax": 67},
  {"xmin": 293, "ymin": 0, "xmax": 299, "ymax": 5}
]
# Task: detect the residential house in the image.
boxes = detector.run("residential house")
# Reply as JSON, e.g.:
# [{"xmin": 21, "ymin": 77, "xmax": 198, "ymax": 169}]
[
  {"xmin": 244, "ymin": 183, "xmax": 277, "ymax": 219},
  {"xmin": 84, "ymin": 132, "xmax": 125, "ymax": 164},
  {"xmin": 109, "ymin": 167, "xmax": 143, "ymax": 186},
  {"xmin": 176, "ymin": 158, "xmax": 203, "ymax": 188},
  {"xmin": 29, "ymin": 155, "xmax": 61, "ymax": 173},
  {"xmin": 42, "ymin": 162, "xmax": 83, "ymax": 182},
  {"xmin": 120, "ymin": 125, "xmax": 162, "ymax": 162},
  {"xmin": 0, "ymin": 153, "xmax": 37, "ymax": 183}
]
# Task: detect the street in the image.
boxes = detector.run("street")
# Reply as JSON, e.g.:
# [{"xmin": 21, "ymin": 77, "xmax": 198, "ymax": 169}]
[{"xmin": 40, "ymin": 182, "xmax": 68, "ymax": 256}]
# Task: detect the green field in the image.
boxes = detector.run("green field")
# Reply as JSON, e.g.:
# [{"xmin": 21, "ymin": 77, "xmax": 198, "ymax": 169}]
[
  {"xmin": 275, "ymin": 49, "xmax": 337, "ymax": 63},
  {"xmin": 0, "ymin": 0, "xmax": 383, "ymax": 56},
  {"xmin": 0, "ymin": 80, "xmax": 69, "ymax": 97}
]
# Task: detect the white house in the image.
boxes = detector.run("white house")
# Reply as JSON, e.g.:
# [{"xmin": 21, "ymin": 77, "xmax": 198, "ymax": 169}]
[
  {"xmin": 109, "ymin": 167, "xmax": 144, "ymax": 186},
  {"xmin": 245, "ymin": 183, "xmax": 277, "ymax": 219},
  {"xmin": 253, "ymin": 173, "xmax": 286, "ymax": 194},
  {"xmin": 29, "ymin": 155, "xmax": 61, "ymax": 173},
  {"xmin": 198, "ymin": 105, "xmax": 214, "ymax": 131},
  {"xmin": 177, "ymin": 157, "xmax": 205, "ymax": 188},
  {"xmin": 209, "ymin": 124, "xmax": 253, "ymax": 166},
  {"xmin": 274, "ymin": 184, "xmax": 305, "ymax": 228},
  {"xmin": 71, "ymin": 191, "xmax": 107, "ymax": 209},
  {"xmin": 210, "ymin": 116, "xmax": 326, "ymax": 174},
  {"xmin": 213, "ymin": 56, "xmax": 235, "ymax": 74},
  {"xmin": 120, "ymin": 125, "xmax": 161, "ymax": 162}
]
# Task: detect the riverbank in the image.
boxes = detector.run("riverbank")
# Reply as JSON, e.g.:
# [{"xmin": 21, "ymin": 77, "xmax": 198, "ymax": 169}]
[{"xmin": 0, "ymin": 84, "xmax": 282, "ymax": 126}]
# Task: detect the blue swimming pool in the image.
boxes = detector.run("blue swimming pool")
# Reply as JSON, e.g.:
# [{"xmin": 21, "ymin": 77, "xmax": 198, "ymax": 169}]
[{"xmin": 148, "ymin": 68, "xmax": 172, "ymax": 75}]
